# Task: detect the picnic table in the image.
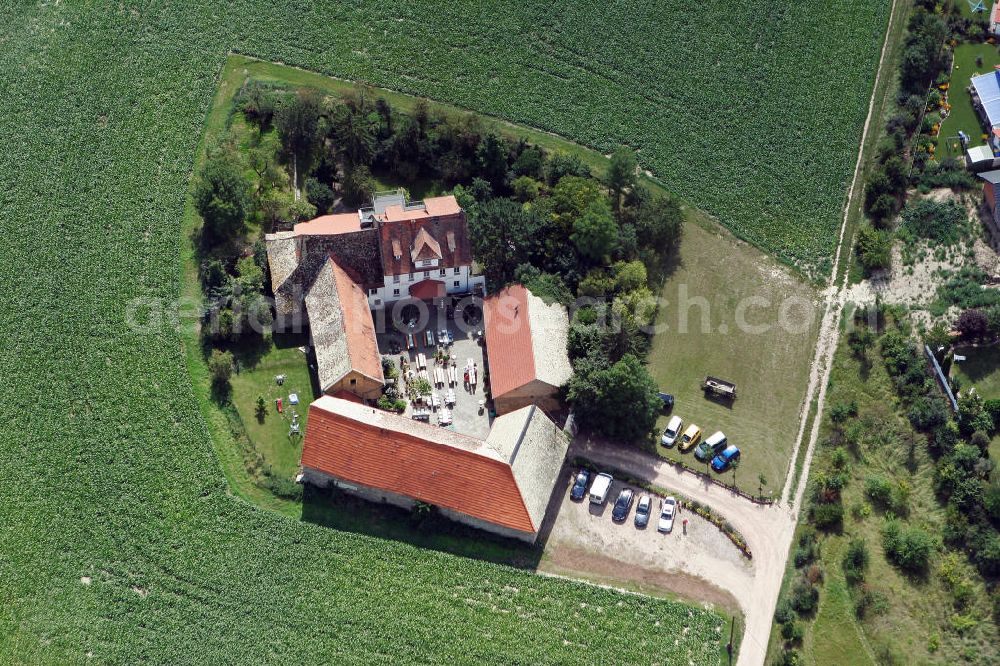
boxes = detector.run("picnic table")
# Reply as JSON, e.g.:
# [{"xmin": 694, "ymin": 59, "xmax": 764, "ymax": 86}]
[
  {"xmin": 417, "ymin": 353, "xmax": 427, "ymax": 370},
  {"xmin": 438, "ymin": 408, "xmax": 453, "ymax": 426},
  {"xmin": 411, "ymin": 408, "xmax": 431, "ymax": 422},
  {"xmin": 434, "ymin": 366, "xmax": 445, "ymax": 386},
  {"xmin": 446, "ymin": 389, "xmax": 456, "ymax": 406},
  {"xmin": 431, "ymin": 393, "xmax": 441, "ymax": 409},
  {"xmin": 448, "ymin": 365, "xmax": 457, "ymax": 386}
]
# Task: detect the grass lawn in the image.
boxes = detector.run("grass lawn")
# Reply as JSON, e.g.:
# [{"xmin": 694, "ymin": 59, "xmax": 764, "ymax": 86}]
[
  {"xmin": 939, "ymin": 42, "xmax": 1000, "ymax": 159},
  {"xmin": 647, "ymin": 226, "xmax": 820, "ymax": 497},
  {"xmin": 228, "ymin": 333, "xmax": 318, "ymax": 482},
  {"xmin": 952, "ymin": 344, "xmax": 1000, "ymax": 396}
]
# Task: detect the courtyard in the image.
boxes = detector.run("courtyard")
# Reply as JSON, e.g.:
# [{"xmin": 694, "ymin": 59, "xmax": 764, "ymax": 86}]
[{"xmin": 376, "ymin": 298, "xmax": 494, "ymax": 440}]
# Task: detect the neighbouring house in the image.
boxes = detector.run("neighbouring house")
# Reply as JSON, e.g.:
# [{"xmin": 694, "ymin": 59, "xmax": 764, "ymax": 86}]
[
  {"xmin": 305, "ymin": 256, "xmax": 384, "ymax": 399},
  {"xmin": 484, "ymin": 284, "xmax": 572, "ymax": 416},
  {"xmin": 300, "ymin": 395, "xmax": 570, "ymax": 542},
  {"xmin": 979, "ymin": 170, "xmax": 1000, "ymax": 231},
  {"xmin": 991, "ymin": 3, "xmax": 1000, "ymax": 36},
  {"xmin": 971, "ymin": 70, "xmax": 1000, "ymax": 153}
]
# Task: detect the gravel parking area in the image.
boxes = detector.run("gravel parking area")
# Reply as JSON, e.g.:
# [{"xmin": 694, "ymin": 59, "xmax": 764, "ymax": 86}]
[{"xmin": 540, "ymin": 471, "xmax": 752, "ymax": 611}]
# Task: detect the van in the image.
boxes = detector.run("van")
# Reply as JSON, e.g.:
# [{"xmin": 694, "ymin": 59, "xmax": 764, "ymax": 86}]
[
  {"xmin": 589, "ymin": 472, "xmax": 614, "ymax": 505},
  {"xmin": 695, "ymin": 431, "xmax": 728, "ymax": 462}
]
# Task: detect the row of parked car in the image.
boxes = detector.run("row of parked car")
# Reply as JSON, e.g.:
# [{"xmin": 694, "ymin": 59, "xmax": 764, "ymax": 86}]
[
  {"xmin": 571, "ymin": 470, "xmax": 678, "ymax": 533},
  {"xmin": 660, "ymin": 415, "xmax": 740, "ymax": 472}
]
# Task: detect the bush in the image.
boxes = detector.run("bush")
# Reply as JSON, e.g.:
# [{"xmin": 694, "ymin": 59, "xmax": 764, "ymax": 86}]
[
  {"xmin": 774, "ymin": 598, "xmax": 795, "ymax": 624},
  {"xmin": 882, "ymin": 520, "xmax": 934, "ymax": 573},
  {"xmin": 830, "ymin": 400, "xmax": 858, "ymax": 424},
  {"xmin": 865, "ymin": 474, "xmax": 893, "ymax": 507},
  {"xmin": 305, "ymin": 177, "xmax": 336, "ymax": 214},
  {"xmin": 957, "ymin": 309, "xmax": 989, "ymax": 340},
  {"xmin": 789, "ymin": 579, "xmax": 819, "ymax": 615},
  {"xmin": 855, "ymin": 586, "xmax": 889, "ymax": 618},
  {"xmin": 812, "ymin": 500, "xmax": 844, "ymax": 531},
  {"xmin": 843, "ymin": 538, "xmax": 869, "ymax": 585}
]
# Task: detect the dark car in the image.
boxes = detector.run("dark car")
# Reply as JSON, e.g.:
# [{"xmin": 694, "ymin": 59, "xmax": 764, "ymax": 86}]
[
  {"xmin": 657, "ymin": 392, "xmax": 674, "ymax": 411},
  {"xmin": 570, "ymin": 469, "xmax": 591, "ymax": 501},
  {"xmin": 611, "ymin": 487, "xmax": 635, "ymax": 522},
  {"xmin": 634, "ymin": 495, "xmax": 652, "ymax": 528},
  {"xmin": 711, "ymin": 445, "xmax": 741, "ymax": 472}
]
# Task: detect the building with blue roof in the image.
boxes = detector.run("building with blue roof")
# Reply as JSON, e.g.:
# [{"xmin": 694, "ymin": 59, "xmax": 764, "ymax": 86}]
[{"xmin": 972, "ymin": 70, "xmax": 1000, "ymax": 134}]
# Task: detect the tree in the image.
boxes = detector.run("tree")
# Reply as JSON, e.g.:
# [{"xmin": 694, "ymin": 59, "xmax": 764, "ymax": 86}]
[
  {"xmin": 758, "ymin": 473, "xmax": 768, "ymax": 499},
  {"xmin": 305, "ymin": 177, "xmax": 336, "ymax": 215},
  {"xmin": 511, "ymin": 175, "xmax": 541, "ymax": 202},
  {"xmin": 847, "ymin": 326, "xmax": 876, "ymax": 359},
  {"xmin": 882, "ymin": 520, "xmax": 934, "ymax": 573},
  {"xmin": 469, "ymin": 198, "xmax": 536, "ymax": 287},
  {"xmin": 255, "ymin": 395, "xmax": 267, "ymax": 422},
  {"xmin": 613, "ymin": 260, "xmax": 647, "ymax": 293},
  {"xmin": 855, "ymin": 225, "xmax": 891, "ymax": 272},
  {"xmin": 341, "ymin": 165, "xmax": 375, "ymax": 207},
  {"xmin": 957, "ymin": 309, "xmax": 989, "ymax": 340},
  {"xmin": 239, "ymin": 81, "xmax": 278, "ymax": 131},
  {"xmin": 330, "ymin": 103, "xmax": 377, "ymax": 168},
  {"xmin": 277, "ymin": 90, "xmax": 323, "ymax": 187},
  {"xmin": 632, "ymin": 192, "xmax": 683, "ymax": 256},
  {"xmin": 567, "ymin": 354, "xmax": 661, "ymax": 442},
  {"xmin": 571, "ymin": 199, "xmax": 617, "ymax": 263},
  {"xmin": 194, "ymin": 154, "xmax": 251, "ymax": 243},
  {"xmin": 605, "ymin": 146, "xmax": 637, "ymax": 211},
  {"xmin": 545, "ymin": 151, "xmax": 591, "ymax": 185},
  {"xmin": 208, "ymin": 349, "xmax": 234, "ymax": 386},
  {"xmin": 475, "ymin": 132, "xmax": 510, "ymax": 189}
]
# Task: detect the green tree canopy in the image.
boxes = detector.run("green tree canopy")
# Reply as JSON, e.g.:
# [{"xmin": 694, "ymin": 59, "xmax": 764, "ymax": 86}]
[
  {"xmin": 568, "ymin": 353, "xmax": 661, "ymax": 442},
  {"xmin": 605, "ymin": 146, "xmax": 637, "ymax": 210},
  {"xmin": 194, "ymin": 154, "xmax": 251, "ymax": 244},
  {"xmin": 571, "ymin": 199, "xmax": 617, "ymax": 263},
  {"xmin": 277, "ymin": 90, "xmax": 324, "ymax": 185}
]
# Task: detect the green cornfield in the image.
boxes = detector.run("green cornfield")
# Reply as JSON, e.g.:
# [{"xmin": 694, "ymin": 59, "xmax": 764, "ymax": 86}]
[{"xmin": 0, "ymin": 1, "xmax": 887, "ymax": 663}]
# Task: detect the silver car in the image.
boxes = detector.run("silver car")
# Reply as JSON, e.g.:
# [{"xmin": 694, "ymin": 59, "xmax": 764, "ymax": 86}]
[{"xmin": 634, "ymin": 495, "xmax": 652, "ymax": 528}]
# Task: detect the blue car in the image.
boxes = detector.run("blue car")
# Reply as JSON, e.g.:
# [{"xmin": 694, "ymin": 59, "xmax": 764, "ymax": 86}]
[
  {"xmin": 570, "ymin": 469, "xmax": 591, "ymax": 501},
  {"xmin": 711, "ymin": 445, "xmax": 741, "ymax": 472}
]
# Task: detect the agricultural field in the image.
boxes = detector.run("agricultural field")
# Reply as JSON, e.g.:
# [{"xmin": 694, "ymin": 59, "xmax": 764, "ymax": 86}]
[
  {"xmin": 0, "ymin": 1, "xmax": 891, "ymax": 663},
  {"xmin": 648, "ymin": 225, "xmax": 821, "ymax": 497}
]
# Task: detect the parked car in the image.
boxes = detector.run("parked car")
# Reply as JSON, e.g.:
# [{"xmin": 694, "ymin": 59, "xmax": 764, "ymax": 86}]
[
  {"xmin": 405, "ymin": 332, "xmax": 417, "ymax": 350},
  {"xmin": 661, "ymin": 415, "xmax": 683, "ymax": 447},
  {"xmin": 711, "ymin": 445, "xmax": 741, "ymax": 472},
  {"xmin": 634, "ymin": 494, "xmax": 652, "ymax": 528},
  {"xmin": 657, "ymin": 392, "xmax": 674, "ymax": 411},
  {"xmin": 589, "ymin": 472, "xmax": 614, "ymax": 505},
  {"xmin": 695, "ymin": 431, "xmax": 728, "ymax": 462},
  {"xmin": 438, "ymin": 329, "xmax": 454, "ymax": 345},
  {"xmin": 424, "ymin": 330, "xmax": 436, "ymax": 346},
  {"xmin": 658, "ymin": 496, "xmax": 677, "ymax": 533},
  {"xmin": 611, "ymin": 487, "xmax": 635, "ymax": 522},
  {"xmin": 678, "ymin": 424, "xmax": 702, "ymax": 452},
  {"xmin": 570, "ymin": 469, "xmax": 591, "ymax": 501}
]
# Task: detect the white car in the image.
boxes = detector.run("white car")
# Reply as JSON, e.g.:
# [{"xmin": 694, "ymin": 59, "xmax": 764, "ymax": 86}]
[
  {"xmin": 657, "ymin": 496, "xmax": 677, "ymax": 533},
  {"xmin": 661, "ymin": 415, "xmax": 683, "ymax": 447}
]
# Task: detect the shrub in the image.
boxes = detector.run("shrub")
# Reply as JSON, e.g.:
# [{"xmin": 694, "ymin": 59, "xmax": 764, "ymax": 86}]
[
  {"xmin": 865, "ymin": 474, "xmax": 893, "ymax": 507},
  {"xmin": 830, "ymin": 400, "xmax": 858, "ymax": 424},
  {"xmin": 882, "ymin": 520, "xmax": 934, "ymax": 573},
  {"xmin": 812, "ymin": 500, "xmax": 844, "ymax": 531},
  {"xmin": 843, "ymin": 538, "xmax": 869, "ymax": 585},
  {"xmin": 774, "ymin": 598, "xmax": 795, "ymax": 624},
  {"xmin": 855, "ymin": 586, "xmax": 889, "ymax": 618},
  {"xmin": 957, "ymin": 309, "xmax": 989, "ymax": 340},
  {"xmin": 789, "ymin": 579, "xmax": 819, "ymax": 615}
]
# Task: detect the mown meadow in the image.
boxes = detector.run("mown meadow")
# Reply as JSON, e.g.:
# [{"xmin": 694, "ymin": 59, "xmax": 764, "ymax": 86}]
[{"xmin": 0, "ymin": 1, "xmax": 888, "ymax": 663}]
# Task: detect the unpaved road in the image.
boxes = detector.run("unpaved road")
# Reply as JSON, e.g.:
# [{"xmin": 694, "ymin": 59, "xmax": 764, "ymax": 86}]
[{"xmin": 565, "ymin": 1, "xmax": 905, "ymax": 663}]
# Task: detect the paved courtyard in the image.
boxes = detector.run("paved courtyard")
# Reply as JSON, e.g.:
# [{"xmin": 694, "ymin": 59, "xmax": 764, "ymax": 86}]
[{"xmin": 377, "ymin": 303, "xmax": 493, "ymax": 440}]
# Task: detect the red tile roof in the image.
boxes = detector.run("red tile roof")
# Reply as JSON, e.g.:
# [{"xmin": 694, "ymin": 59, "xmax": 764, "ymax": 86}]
[
  {"xmin": 301, "ymin": 396, "xmax": 537, "ymax": 534},
  {"xmin": 382, "ymin": 195, "xmax": 462, "ymax": 222},
  {"xmin": 378, "ymin": 199, "xmax": 470, "ymax": 276},
  {"xmin": 410, "ymin": 278, "xmax": 446, "ymax": 300},
  {"xmin": 484, "ymin": 285, "xmax": 536, "ymax": 398},
  {"xmin": 294, "ymin": 213, "xmax": 360, "ymax": 236}
]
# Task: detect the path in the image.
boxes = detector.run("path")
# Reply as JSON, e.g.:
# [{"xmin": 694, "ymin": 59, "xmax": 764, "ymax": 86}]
[{"xmin": 571, "ymin": 1, "xmax": 905, "ymax": 663}]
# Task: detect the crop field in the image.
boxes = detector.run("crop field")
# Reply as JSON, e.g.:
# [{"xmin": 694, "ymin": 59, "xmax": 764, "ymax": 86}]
[{"xmin": 0, "ymin": 1, "xmax": 889, "ymax": 663}]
